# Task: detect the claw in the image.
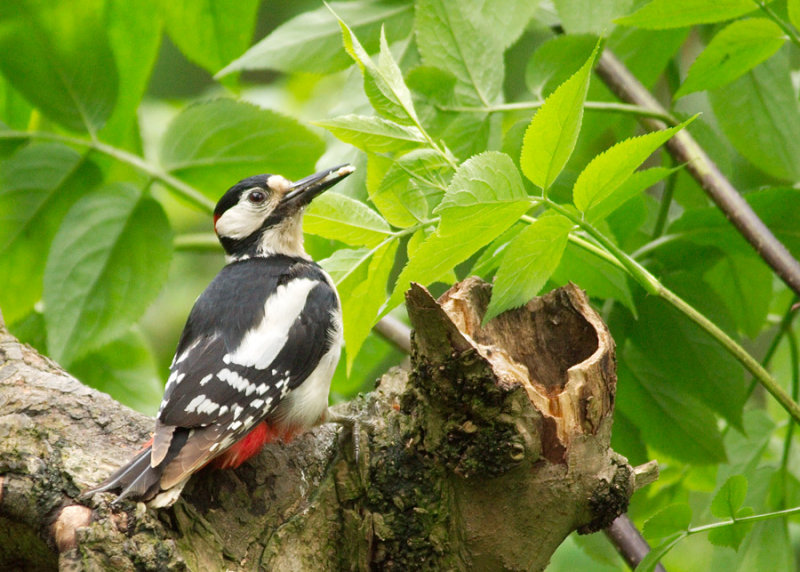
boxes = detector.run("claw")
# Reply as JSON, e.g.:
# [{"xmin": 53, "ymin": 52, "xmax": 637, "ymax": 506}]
[{"xmin": 326, "ymin": 412, "xmax": 374, "ymax": 474}]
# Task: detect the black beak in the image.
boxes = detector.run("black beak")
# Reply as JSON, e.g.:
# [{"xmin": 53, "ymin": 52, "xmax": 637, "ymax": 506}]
[{"xmin": 282, "ymin": 164, "xmax": 355, "ymax": 209}]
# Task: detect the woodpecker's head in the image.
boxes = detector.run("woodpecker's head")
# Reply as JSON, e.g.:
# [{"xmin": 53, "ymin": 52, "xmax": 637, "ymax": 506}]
[{"xmin": 213, "ymin": 164, "xmax": 354, "ymax": 260}]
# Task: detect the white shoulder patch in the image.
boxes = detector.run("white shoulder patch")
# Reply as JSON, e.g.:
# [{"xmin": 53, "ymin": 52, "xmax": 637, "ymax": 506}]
[{"xmin": 225, "ymin": 277, "xmax": 318, "ymax": 369}]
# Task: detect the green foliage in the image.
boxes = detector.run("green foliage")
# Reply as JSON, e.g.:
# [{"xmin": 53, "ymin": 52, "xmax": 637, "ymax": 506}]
[
  {"xmin": 43, "ymin": 183, "xmax": 172, "ymax": 366},
  {"xmin": 0, "ymin": 0, "xmax": 117, "ymax": 132},
  {"xmin": 617, "ymin": 0, "xmax": 762, "ymax": 29},
  {"xmin": 675, "ymin": 19, "xmax": 785, "ymax": 98},
  {"xmin": 161, "ymin": 99, "xmax": 325, "ymax": 194},
  {"xmin": 709, "ymin": 52, "xmax": 800, "ymax": 182},
  {"xmin": 2, "ymin": 1, "xmax": 800, "ymax": 567},
  {"xmin": 521, "ymin": 45, "xmax": 596, "ymax": 192}
]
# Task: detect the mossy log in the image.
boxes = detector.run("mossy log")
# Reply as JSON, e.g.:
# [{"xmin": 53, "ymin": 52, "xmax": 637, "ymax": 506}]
[{"xmin": 0, "ymin": 279, "xmax": 632, "ymax": 571}]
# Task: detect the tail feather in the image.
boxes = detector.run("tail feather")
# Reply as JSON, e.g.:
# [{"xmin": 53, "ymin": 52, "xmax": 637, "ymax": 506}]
[
  {"xmin": 83, "ymin": 428, "xmax": 191, "ymax": 505},
  {"xmin": 82, "ymin": 447, "xmax": 162, "ymax": 502}
]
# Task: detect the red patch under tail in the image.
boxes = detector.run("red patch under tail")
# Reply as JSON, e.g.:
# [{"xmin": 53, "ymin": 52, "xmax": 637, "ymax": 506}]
[{"xmin": 211, "ymin": 422, "xmax": 297, "ymax": 470}]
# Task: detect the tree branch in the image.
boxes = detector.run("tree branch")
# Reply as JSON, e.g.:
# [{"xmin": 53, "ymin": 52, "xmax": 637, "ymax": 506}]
[
  {"xmin": 594, "ymin": 50, "xmax": 800, "ymax": 299},
  {"xmin": 1, "ymin": 281, "xmax": 632, "ymax": 570},
  {"xmin": 376, "ymin": 313, "xmax": 663, "ymax": 572}
]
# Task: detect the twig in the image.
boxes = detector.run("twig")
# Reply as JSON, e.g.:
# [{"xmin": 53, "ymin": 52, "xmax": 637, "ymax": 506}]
[
  {"xmin": 605, "ymin": 515, "xmax": 667, "ymax": 572},
  {"xmin": 594, "ymin": 50, "xmax": 800, "ymax": 298},
  {"xmin": 374, "ymin": 316, "xmax": 412, "ymax": 354}
]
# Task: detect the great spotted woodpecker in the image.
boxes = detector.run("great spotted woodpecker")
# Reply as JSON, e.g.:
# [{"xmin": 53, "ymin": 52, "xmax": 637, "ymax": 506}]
[{"xmin": 85, "ymin": 164, "xmax": 354, "ymax": 507}]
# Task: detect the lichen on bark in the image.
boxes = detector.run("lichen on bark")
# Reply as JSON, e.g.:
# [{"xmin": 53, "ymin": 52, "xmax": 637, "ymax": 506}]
[{"xmin": 0, "ymin": 279, "xmax": 633, "ymax": 571}]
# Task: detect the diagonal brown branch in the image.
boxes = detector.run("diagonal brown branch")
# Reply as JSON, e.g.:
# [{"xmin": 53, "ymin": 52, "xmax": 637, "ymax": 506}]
[{"xmin": 594, "ymin": 50, "xmax": 800, "ymax": 298}]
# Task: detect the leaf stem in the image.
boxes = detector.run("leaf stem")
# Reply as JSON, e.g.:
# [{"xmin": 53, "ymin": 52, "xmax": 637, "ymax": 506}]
[
  {"xmin": 437, "ymin": 101, "xmax": 676, "ymax": 124},
  {"xmin": 334, "ymin": 224, "xmax": 426, "ymax": 287},
  {"xmin": 781, "ymin": 327, "xmax": 799, "ymax": 506},
  {"xmin": 174, "ymin": 233, "xmax": 221, "ymax": 252},
  {"xmin": 687, "ymin": 505, "xmax": 800, "ymax": 534},
  {"xmin": 520, "ymin": 212, "xmax": 627, "ymax": 271},
  {"xmin": 595, "ymin": 50, "xmax": 800, "ymax": 299},
  {"xmin": 652, "ymin": 159, "xmax": 677, "ymax": 239},
  {"xmin": 754, "ymin": 0, "xmax": 800, "ymax": 49},
  {"xmin": 0, "ymin": 130, "xmax": 215, "ymax": 213},
  {"xmin": 543, "ymin": 198, "xmax": 800, "ymax": 423}
]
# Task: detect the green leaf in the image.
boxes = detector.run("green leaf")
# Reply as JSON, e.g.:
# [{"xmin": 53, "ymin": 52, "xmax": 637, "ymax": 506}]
[
  {"xmin": 469, "ymin": 223, "xmax": 525, "ymax": 278},
  {"xmin": 304, "ymin": 192, "xmax": 392, "ymax": 247},
  {"xmin": 676, "ymin": 19, "xmax": 785, "ymax": 98},
  {"xmin": 320, "ymin": 247, "xmax": 371, "ymax": 285},
  {"xmin": 704, "ymin": 255, "xmax": 772, "ymax": 339},
  {"xmin": 101, "ymin": 0, "xmax": 162, "ymax": 145},
  {"xmin": 476, "ymin": 0, "xmax": 540, "ymax": 49},
  {"xmin": 316, "ymin": 114, "xmax": 426, "ymax": 153},
  {"xmin": 617, "ymin": 0, "xmax": 760, "ymax": 29},
  {"xmin": 525, "ymin": 34, "xmax": 597, "ymax": 98},
  {"xmin": 711, "ymin": 475, "xmax": 748, "ymax": 519},
  {"xmin": 643, "ymin": 503, "xmax": 692, "ymax": 539},
  {"xmin": 608, "ymin": 27, "xmax": 689, "ymax": 88},
  {"xmin": 337, "ymin": 17, "xmax": 418, "ymax": 126},
  {"xmin": 669, "ymin": 188, "xmax": 800, "ymax": 259},
  {"xmin": 520, "ymin": 44, "xmax": 597, "ymax": 191},
  {"xmin": 0, "ymin": 76, "xmax": 34, "ymax": 130},
  {"xmin": 388, "ymin": 152, "xmax": 530, "ymax": 310},
  {"xmin": 0, "ymin": 143, "xmax": 101, "ymax": 324},
  {"xmin": 342, "ymin": 240, "xmax": 399, "ymax": 371},
  {"xmin": 627, "ymin": 296, "xmax": 746, "ymax": 428},
  {"xmin": 415, "ymin": 0, "xmax": 505, "ymax": 105},
  {"xmin": 735, "ymin": 519, "xmax": 793, "ymax": 571},
  {"xmin": 586, "ymin": 165, "xmax": 680, "ymax": 222},
  {"xmin": 44, "ymin": 183, "xmax": 172, "ymax": 366},
  {"xmin": 709, "ymin": 51, "xmax": 800, "ymax": 181},
  {"xmin": 573, "ymin": 116, "xmax": 695, "ymax": 213},
  {"xmin": 162, "ymin": 0, "xmax": 260, "ymax": 77},
  {"xmin": 790, "ymin": 0, "xmax": 800, "ymax": 30},
  {"xmin": 69, "ymin": 330, "xmax": 163, "ymax": 416},
  {"xmin": 724, "ymin": 410, "xmax": 775, "ymax": 476},
  {"xmin": 160, "ymin": 99, "xmax": 324, "ymax": 196},
  {"xmin": 407, "ymin": 227, "xmax": 457, "ymax": 284},
  {"xmin": 485, "ymin": 215, "xmax": 573, "ymax": 322},
  {"xmin": 551, "ymin": 242, "xmax": 635, "ymax": 313},
  {"xmin": 0, "ymin": 0, "xmax": 118, "ymax": 132},
  {"xmin": 617, "ymin": 343, "xmax": 727, "ymax": 464},
  {"xmin": 435, "ymin": 151, "xmax": 527, "ymax": 214},
  {"xmin": 707, "ymin": 506, "xmax": 755, "ymax": 550},
  {"xmin": 217, "ymin": 1, "xmax": 413, "ymax": 76},
  {"xmin": 635, "ymin": 532, "xmax": 685, "ymax": 572},
  {"xmin": 371, "ymin": 149, "xmax": 451, "ymax": 227},
  {"xmin": 554, "ymin": 0, "xmax": 633, "ymax": 34}
]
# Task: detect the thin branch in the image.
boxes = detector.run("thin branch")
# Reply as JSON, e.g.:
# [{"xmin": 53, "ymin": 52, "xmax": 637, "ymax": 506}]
[
  {"xmin": 688, "ymin": 505, "xmax": 800, "ymax": 534},
  {"xmin": 174, "ymin": 233, "xmax": 221, "ymax": 252},
  {"xmin": 374, "ymin": 315, "xmax": 412, "ymax": 354},
  {"xmin": 0, "ymin": 130, "xmax": 215, "ymax": 213},
  {"xmin": 594, "ymin": 50, "xmax": 800, "ymax": 299},
  {"xmin": 543, "ymin": 198, "xmax": 800, "ymax": 424},
  {"xmin": 605, "ymin": 515, "xmax": 667, "ymax": 572},
  {"xmin": 437, "ymin": 100, "xmax": 676, "ymax": 124}
]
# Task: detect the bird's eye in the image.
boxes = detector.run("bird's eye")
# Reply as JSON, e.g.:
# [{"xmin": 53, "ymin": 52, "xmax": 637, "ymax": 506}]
[{"xmin": 247, "ymin": 190, "xmax": 267, "ymax": 204}]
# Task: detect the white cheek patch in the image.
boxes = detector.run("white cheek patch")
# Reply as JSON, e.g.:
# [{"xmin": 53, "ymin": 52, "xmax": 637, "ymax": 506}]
[{"xmin": 214, "ymin": 202, "xmax": 266, "ymax": 239}]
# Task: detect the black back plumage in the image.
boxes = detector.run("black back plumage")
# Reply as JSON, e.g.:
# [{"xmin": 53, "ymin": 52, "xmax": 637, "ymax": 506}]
[{"xmin": 158, "ymin": 255, "xmax": 338, "ymax": 428}]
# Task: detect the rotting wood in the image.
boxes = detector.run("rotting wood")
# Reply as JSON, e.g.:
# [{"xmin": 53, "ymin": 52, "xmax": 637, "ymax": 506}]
[{"xmin": 0, "ymin": 279, "xmax": 636, "ymax": 571}]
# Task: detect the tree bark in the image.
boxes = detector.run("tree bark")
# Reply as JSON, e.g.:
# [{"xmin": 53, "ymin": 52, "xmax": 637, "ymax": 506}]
[{"xmin": 0, "ymin": 279, "xmax": 634, "ymax": 571}]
